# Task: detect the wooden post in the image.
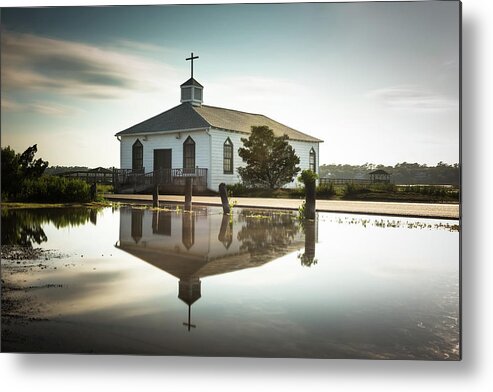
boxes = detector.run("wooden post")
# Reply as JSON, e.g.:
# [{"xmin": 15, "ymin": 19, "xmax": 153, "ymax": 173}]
[
  {"xmin": 184, "ymin": 177, "xmax": 192, "ymax": 211},
  {"xmin": 218, "ymin": 183, "xmax": 230, "ymax": 214},
  {"xmin": 90, "ymin": 182, "xmax": 97, "ymax": 201},
  {"xmin": 305, "ymin": 179, "xmax": 316, "ymax": 220},
  {"xmin": 153, "ymin": 184, "xmax": 159, "ymax": 208}
]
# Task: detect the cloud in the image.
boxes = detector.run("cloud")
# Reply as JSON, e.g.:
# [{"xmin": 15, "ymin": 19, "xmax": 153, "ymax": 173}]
[
  {"xmin": 1, "ymin": 97, "xmax": 81, "ymax": 116},
  {"xmin": 1, "ymin": 30, "xmax": 178, "ymax": 99},
  {"xmin": 367, "ymin": 86, "xmax": 458, "ymax": 112},
  {"xmin": 1, "ymin": 97, "xmax": 22, "ymax": 111}
]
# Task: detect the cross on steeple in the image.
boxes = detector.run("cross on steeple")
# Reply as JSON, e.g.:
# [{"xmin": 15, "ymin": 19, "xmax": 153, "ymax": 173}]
[
  {"xmin": 183, "ymin": 304, "xmax": 196, "ymax": 331},
  {"xmin": 186, "ymin": 52, "xmax": 199, "ymax": 79}
]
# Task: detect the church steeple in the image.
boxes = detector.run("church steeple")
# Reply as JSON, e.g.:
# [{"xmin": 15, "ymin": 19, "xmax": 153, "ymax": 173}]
[{"xmin": 181, "ymin": 52, "xmax": 203, "ymax": 106}]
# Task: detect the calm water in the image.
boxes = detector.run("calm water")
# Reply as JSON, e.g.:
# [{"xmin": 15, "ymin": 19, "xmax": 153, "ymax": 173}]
[{"xmin": 1, "ymin": 206, "xmax": 460, "ymax": 359}]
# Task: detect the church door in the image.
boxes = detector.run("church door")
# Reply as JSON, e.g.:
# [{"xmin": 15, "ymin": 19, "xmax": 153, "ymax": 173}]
[{"xmin": 153, "ymin": 149, "xmax": 172, "ymax": 184}]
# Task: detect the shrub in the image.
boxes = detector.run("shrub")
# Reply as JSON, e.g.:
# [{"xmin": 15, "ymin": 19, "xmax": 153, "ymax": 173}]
[
  {"xmin": 317, "ymin": 183, "xmax": 336, "ymax": 199},
  {"xmin": 226, "ymin": 183, "xmax": 249, "ymax": 197},
  {"xmin": 297, "ymin": 169, "xmax": 318, "ymax": 186},
  {"xmin": 18, "ymin": 176, "xmax": 92, "ymax": 203},
  {"xmin": 343, "ymin": 183, "xmax": 370, "ymax": 197}
]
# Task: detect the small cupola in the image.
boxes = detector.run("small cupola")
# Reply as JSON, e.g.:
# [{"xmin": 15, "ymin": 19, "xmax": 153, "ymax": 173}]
[
  {"xmin": 181, "ymin": 52, "xmax": 203, "ymax": 106},
  {"xmin": 180, "ymin": 78, "xmax": 203, "ymax": 106}
]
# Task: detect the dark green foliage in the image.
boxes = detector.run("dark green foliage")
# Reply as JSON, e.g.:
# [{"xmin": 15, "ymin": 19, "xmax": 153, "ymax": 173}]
[
  {"xmin": 226, "ymin": 183, "xmax": 249, "ymax": 197},
  {"xmin": 237, "ymin": 210, "xmax": 299, "ymax": 261},
  {"xmin": 316, "ymin": 183, "xmax": 336, "ymax": 199},
  {"xmin": 238, "ymin": 126, "xmax": 301, "ymax": 189},
  {"xmin": 343, "ymin": 183, "xmax": 396, "ymax": 197},
  {"xmin": 2, "ymin": 145, "xmax": 48, "ymax": 199},
  {"xmin": 298, "ymin": 169, "xmax": 318, "ymax": 186},
  {"xmin": 18, "ymin": 144, "xmax": 49, "ymax": 179},
  {"xmin": 319, "ymin": 162, "xmax": 460, "ymax": 185},
  {"xmin": 18, "ymin": 176, "xmax": 92, "ymax": 203},
  {"xmin": 1, "ymin": 207, "xmax": 101, "ymax": 247},
  {"xmin": 1, "ymin": 145, "xmax": 94, "ymax": 203},
  {"xmin": 1, "ymin": 146, "xmax": 21, "ymax": 198}
]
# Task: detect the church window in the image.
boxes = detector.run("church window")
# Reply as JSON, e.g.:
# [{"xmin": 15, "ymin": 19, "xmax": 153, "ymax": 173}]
[
  {"xmin": 309, "ymin": 148, "xmax": 316, "ymax": 173},
  {"xmin": 181, "ymin": 87, "xmax": 192, "ymax": 101},
  {"xmin": 183, "ymin": 136, "xmax": 196, "ymax": 172},
  {"xmin": 223, "ymin": 138, "xmax": 233, "ymax": 174},
  {"xmin": 132, "ymin": 139, "xmax": 143, "ymax": 171},
  {"xmin": 194, "ymin": 88, "xmax": 202, "ymax": 101}
]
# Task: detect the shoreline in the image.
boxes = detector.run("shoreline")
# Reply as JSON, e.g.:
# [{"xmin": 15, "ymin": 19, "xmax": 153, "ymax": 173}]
[
  {"xmin": 0, "ymin": 196, "xmax": 460, "ymax": 220},
  {"xmin": 104, "ymin": 194, "xmax": 460, "ymax": 220}
]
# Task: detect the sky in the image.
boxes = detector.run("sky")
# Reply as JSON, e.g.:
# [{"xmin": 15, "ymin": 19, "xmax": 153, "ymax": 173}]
[{"xmin": 0, "ymin": 1, "xmax": 460, "ymax": 167}]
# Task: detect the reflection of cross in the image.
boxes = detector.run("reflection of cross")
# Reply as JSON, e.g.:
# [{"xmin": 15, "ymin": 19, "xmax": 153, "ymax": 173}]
[
  {"xmin": 186, "ymin": 52, "xmax": 199, "ymax": 78},
  {"xmin": 182, "ymin": 304, "xmax": 196, "ymax": 331}
]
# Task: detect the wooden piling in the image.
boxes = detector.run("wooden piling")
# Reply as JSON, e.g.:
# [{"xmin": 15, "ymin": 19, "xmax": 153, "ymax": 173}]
[
  {"xmin": 305, "ymin": 179, "xmax": 316, "ymax": 220},
  {"xmin": 153, "ymin": 184, "xmax": 159, "ymax": 208},
  {"xmin": 90, "ymin": 182, "xmax": 97, "ymax": 201},
  {"xmin": 184, "ymin": 177, "xmax": 193, "ymax": 211},
  {"xmin": 218, "ymin": 183, "xmax": 230, "ymax": 214}
]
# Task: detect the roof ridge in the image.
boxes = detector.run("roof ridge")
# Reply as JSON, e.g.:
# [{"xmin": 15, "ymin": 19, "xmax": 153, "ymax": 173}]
[{"xmin": 190, "ymin": 104, "xmax": 213, "ymax": 127}]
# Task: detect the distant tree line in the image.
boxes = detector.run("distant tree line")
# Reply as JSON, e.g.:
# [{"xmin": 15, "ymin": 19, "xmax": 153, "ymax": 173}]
[
  {"xmin": 319, "ymin": 162, "xmax": 460, "ymax": 186},
  {"xmin": 44, "ymin": 165, "xmax": 90, "ymax": 175}
]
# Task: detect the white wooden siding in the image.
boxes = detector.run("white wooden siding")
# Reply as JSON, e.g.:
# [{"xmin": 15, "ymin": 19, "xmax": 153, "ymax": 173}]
[
  {"xmin": 208, "ymin": 128, "xmax": 246, "ymax": 190},
  {"xmin": 120, "ymin": 131, "xmax": 210, "ymax": 177},
  {"xmin": 120, "ymin": 128, "xmax": 320, "ymax": 191},
  {"xmin": 286, "ymin": 139, "xmax": 321, "ymax": 188}
]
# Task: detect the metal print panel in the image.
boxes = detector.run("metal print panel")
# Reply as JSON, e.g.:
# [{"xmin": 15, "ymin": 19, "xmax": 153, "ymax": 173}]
[{"xmin": 0, "ymin": 1, "xmax": 460, "ymax": 359}]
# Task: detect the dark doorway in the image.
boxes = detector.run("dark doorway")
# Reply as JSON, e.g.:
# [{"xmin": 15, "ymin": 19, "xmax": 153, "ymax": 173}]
[{"xmin": 154, "ymin": 149, "xmax": 172, "ymax": 184}]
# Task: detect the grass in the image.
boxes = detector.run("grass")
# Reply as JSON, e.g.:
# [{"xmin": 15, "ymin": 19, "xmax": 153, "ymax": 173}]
[
  {"xmin": 1, "ymin": 200, "xmax": 114, "ymax": 210},
  {"xmin": 225, "ymin": 182, "xmax": 459, "ymax": 203}
]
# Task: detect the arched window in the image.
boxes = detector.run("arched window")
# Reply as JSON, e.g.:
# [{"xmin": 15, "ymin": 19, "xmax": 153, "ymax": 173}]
[
  {"xmin": 223, "ymin": 138, "xmax": 233, "ymax": 174},
  {"xmin": 183, "ymin": 136, "xmax": 195, "ymax": 172},
  {"xmin": 309, "ymin": 148, "xmax": 316, "ymax": 173},
  {"xmin": 132, "ymin": 139, "xmax": 143, "ymax": 171}
]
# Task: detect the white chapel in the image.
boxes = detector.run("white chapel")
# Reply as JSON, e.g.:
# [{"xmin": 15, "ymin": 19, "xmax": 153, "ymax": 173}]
[{"xmin": 115, "ymin": 53, "xmax": 322, "ymax": 192}]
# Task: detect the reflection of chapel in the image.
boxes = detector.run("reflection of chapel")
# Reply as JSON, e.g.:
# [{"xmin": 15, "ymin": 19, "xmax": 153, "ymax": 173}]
[
  {"xmin": 115, "ymin": 53, "xmax": 322, "ymax": 193},
  {"xmin": 117, "ymin": 208, "xmax": 314, "ymax": 330}
]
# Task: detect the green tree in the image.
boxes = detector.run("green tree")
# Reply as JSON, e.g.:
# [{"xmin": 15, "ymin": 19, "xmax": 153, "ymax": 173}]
[
  {"xmin": 1, "ymin": 144, "xmax": 49, "ymax": 199},
  {"xmin": 238, "ymin": 126, "xmax": 300, "ymax": 189}
]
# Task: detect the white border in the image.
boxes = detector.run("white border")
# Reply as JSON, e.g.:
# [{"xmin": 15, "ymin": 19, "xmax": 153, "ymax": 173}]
[{"xmin": 2, "ymin": 0, "xmax": 492, "ymax": 391}]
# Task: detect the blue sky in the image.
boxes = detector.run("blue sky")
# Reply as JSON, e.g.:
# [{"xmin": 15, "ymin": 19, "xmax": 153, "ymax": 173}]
[{"xmin": 1, "ymin": 1, "xmax": 460, "ymax": 167}]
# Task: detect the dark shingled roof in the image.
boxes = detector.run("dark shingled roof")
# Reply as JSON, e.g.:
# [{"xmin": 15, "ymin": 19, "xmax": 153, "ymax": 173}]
[
  {"xmin": 116, "ymin": 103, "xmax": 323, "ymax": 143},
  {"xmin": 180, "ymin": 78, "xmax": 203, "ymax": 88}
]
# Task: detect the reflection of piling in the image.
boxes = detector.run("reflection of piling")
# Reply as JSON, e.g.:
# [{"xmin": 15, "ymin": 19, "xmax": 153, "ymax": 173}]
[
  {"xmin": 219, "ymin": 183, "xmax": 230, "ymax": 214},
  {"xmin": 184, "ymin": 177, "xmax": 192, "ymax": 211},
  {"xmin": 305, "ymin": 180, "xmax": 316, "ymax": 219},
  {"xmin": 218, "ymin": 213, "xmax": 233, "ymax": 248},
  {"xmin": 182, "ymin": 212, "xmax": 195, "ymax": 249},
  {"xmin": 90, "ymin": 182, "xmax": 97, "ymax": 201},
  {"xmin": 153, "ymin": 185, "xmax": 159, "ymax": 208},
  {"xmin": 304, "ymin": 220, "xmax": 316, "ymax": 263}
]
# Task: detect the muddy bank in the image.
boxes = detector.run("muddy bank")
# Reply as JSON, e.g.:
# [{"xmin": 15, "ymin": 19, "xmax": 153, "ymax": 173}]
[{"xmin": 1, "ymin": 245, "xmax": 65, "ymax": 352}]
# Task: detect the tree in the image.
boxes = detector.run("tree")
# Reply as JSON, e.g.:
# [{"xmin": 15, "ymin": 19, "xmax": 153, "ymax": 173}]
[
  {"xmin": 1, "ymin": 144, "xmax": 48, "ymax": 198},
  {"xmin": 238, "ymin": 126, "xmax": 300, "ymax": 189}
]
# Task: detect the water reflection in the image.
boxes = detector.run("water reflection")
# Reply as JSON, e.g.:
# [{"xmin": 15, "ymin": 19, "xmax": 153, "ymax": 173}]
[
  {"xmin": 1, "ymin": 207, "xmax": 101, "ymax": 246},
  {"xmin": 299, "ymin": 220, "xmax": 317, "ymax": 267},
  {"xmin": 116, "ymin": 207, "xmax": 316, "ymax": 330}
]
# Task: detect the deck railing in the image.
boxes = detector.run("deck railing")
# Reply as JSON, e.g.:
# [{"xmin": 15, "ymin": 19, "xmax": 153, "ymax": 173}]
[{"xmin": 114, "ymin": 167, "xmax": 208, "ymax": 191}]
